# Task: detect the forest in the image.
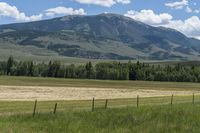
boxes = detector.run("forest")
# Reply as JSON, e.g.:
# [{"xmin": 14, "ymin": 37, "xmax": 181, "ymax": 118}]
[{"xmin": 0, "ymin": 56, "xmax": 200, "ymax": 82}]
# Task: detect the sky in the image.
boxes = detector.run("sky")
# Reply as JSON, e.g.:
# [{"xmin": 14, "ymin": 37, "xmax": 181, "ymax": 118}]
[{"xmin": 0, "ymin": 0, "xmax": 200, "ymax": 39}]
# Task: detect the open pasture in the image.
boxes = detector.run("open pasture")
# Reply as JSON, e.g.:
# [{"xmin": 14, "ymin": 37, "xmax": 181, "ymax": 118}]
[
  {"xmin": 0, "ymin": 76, "xmax": 200, "ymax": 101},
  {"xmin": 0, "ymin": 76, "xmax": 200, "ymax": 132},
  {"xmin": 0, "ymin": 76, "xmax": 199, "ymax": 114}
]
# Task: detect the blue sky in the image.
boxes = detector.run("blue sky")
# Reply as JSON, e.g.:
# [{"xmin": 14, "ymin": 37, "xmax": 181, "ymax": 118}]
[{"xmin": 0, "ymin": 0, "xmax": 200, "ymax": 39}]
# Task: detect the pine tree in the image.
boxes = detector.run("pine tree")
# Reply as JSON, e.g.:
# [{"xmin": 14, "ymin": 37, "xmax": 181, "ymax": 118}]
[
  {"xmin": 85, "ymin": 61, "xmax": 93, "ymax": 79},
  {"xmin": 28, "ymin": 61, "xmax": 34, "ymax": 76},
  {"xmin": 6, "ymin": 56, "xmax": 14, "ymax": 75}
]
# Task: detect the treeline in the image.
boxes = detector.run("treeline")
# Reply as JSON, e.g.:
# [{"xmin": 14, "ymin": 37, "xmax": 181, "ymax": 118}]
[{"xmin": 0, "ymin": 56, "xmax": 200, "ymax": 82}]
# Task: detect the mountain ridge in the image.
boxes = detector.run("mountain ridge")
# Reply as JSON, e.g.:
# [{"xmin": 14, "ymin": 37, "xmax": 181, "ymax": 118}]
[{"xmin": 0, "ymin": 13, "xmax": 200, "ymax": 60}]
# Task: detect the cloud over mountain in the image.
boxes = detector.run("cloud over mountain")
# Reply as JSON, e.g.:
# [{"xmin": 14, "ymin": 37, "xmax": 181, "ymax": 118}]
[
  {"xmin": 125, "ymin": 10, "xmax": 173, "ymax": 25},
  {"xmin": 0, "ymin": 2, "xmax": 42, "ymax": 22},
  {"xmin": 166, "ymin": 16, "xmax": 200, "ymax": 39},
  {"xmin": 74, "ymin": 0, "xmax": 131, "ymax": 7},
  {"xmin": 45, "ymin": 7, "xmax": 86, "ymax": 17},
  {"xmin": 125, "ymin": 9, "xmax": 200, "ymax": 39},
  {"xmin": 0, "ymin": 2, "xmax": 86, "ymax": 22}
]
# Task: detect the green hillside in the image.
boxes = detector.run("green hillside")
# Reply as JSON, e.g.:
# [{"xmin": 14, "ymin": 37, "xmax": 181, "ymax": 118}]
[{"xmin": 0, "ymin": 13, "xmax": 200, "ymax": 61}]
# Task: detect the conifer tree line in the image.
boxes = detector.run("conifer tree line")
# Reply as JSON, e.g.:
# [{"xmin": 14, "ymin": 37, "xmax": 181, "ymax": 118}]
[{"xmin": 0, "ymin": 56, "xmax": 200, "ymax": 82}]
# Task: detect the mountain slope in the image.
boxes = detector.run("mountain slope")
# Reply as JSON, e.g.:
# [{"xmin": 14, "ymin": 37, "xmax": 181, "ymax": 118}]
[{"xmin": 0, "ymin": 13, "xmax": 200, "ymax": 60}]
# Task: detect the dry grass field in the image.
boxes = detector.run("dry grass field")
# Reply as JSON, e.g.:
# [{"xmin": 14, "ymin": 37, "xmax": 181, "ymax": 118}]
[
  {"xmin": 0, "ymin": 76, "xmax": 199, "ymax": 101},
  {"xmin": 0, "ymin": 85, "xmax": 199, "ymax": 101}
]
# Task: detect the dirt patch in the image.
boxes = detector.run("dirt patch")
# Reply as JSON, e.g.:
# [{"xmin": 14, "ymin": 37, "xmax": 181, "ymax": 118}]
[{"xmin": 0, "ymin": 85, "xmax": 199, "ymax": 101}]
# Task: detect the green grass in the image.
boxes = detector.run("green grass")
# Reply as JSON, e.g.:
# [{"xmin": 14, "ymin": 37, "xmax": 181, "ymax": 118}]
[
  {"xmin": 0, "ymin": 103, "xmax": 200, "ymax": 133},
  {"xmin": 0, "ymin": 95, "xmax": 199, "ymax": 114},
  {"xmin": 0, "ymin": 76, "xmax": 199, "ymax": 115},
  {"xmin": 1, "ymin": 76, "xmax": 200, "ymax": 90},
  {"xmin": 0, "ymin": 76, "xmax": 200, "ymax": 132}
]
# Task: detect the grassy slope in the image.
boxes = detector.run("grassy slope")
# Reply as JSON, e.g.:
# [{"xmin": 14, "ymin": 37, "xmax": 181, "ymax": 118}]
[
  {"xmin": 0, "ymin": 42, "xmax": 115, "ymax": 64},
  {"xmin": 0, "ymin": 103, "xmax": 200, "ymax": 133}
]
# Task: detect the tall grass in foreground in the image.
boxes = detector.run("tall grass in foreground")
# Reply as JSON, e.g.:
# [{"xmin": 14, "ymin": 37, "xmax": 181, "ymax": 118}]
[{"xmin": 0, "ymin": 103, "xmax": 200, "ymax": 133}]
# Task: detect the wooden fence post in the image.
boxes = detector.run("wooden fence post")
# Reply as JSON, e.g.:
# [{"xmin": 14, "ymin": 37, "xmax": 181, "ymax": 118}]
[
  {"xmin": 193, "ymin": 93, "xmax": 195, "ymax": 105},
  {"xmin": 171, "ymin": 94, "xmax": 173, "ymax": 105},
  {"xmin": 92, "ymin": 98, "xmax": 95, "ymax": 112},
  {"xmin": 33, "ymin": 100, "xmax": 37, "ymax": 117},
  {"xmin": 53, "ymin": 103, "xmax": 57, "ymax": 114},
  {"xmin": 105, "ymin": 99, "xmax": 108, "ymax": 109},
  {"xmin": 137, "ymin": 95, "xmax": 139, "ymax": 108}
]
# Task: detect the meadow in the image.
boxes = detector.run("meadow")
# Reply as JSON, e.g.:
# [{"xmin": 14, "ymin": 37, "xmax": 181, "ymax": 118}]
[
  {"xmin": 0, "ymin": 103, "xmax": 200, "ymax": 133},
  {"xmin": 0, "ymin": 76, "xmax": 200, "ymax": 132},
  {"xmin": 1, "ymin": 76, "xmax": 200, "ymax": 90}
]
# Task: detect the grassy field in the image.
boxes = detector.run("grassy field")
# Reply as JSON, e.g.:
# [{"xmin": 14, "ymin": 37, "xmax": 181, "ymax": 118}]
[
  {"xmin": 1, "ymin": 76, "xmax": 200, "ymax": 90},
  {"xmin": 0, "ymin": 76, "xmax": 199, "ymax": 113},
  {"xmin": 0, "ymin": 95, "xmax": 199, "ymax": 114},
  {"xmin": 0, "ymin": 76, "xmax": 200, "ymax": 132},
  {"xmin": 0, "ymin": 103, "xmax": 200, "ymax": 133}
]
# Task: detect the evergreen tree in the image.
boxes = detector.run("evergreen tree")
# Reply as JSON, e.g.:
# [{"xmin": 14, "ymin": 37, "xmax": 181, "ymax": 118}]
[
  {"xmin": 6, "ymin": 56, "xmax": 14, "ymax": 75},
  {"xmin": 27, "ymin": 61, "xmax": 34, "ymax": 76},
  {"xmin": 85, "ymin": 62, "xmax": 93, "ymax": 79},
  {"xmin": 47, "ymin": 61, "xmax": 53, "ymax": 77}
]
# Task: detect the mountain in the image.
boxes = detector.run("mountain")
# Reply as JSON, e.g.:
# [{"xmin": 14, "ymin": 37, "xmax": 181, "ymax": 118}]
[{"xmin": 0, "ymin": 13, "xmax": 200, "ymax": 60}]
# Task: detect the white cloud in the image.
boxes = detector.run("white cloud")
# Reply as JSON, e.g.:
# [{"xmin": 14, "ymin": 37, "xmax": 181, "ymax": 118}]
[
  {"xmin": 0, "ymin": 2, "xmax": 42, "ymax": 22},
  {"xmin": 125, "ymin": 10, "xmax": 173, "ymax": 25},
  {"xmin": 74, "ymin": 0, "xmax": 130, "ymax": 7},
  {"xmin": 0, "ymin": 2, "xmax": 87, "ymax": 22},
  {"xmin": 186, "ymin": 6, "xmax": 192, "ymax": 13},
  {"xmin": 116, "ymin": 0, "xmax": 131, "ymax": 4},
  {"xmin": 194, "ymin": 9, "xmax": 200, "ymax": 13},
  {"xmin": 165, "ymin": 16, "xmax": 200, "ymax": 39},
  {"xmin": 45, "ymin": 7, "xmax": 86, "ymax": 17},
  {"xmin": 165, "ymin": 0, "xmax": 200, "ymax": 14},
  {"xmin": 125, "ymin": 9, "xmax": 200, "ymax": 39},
  {"xmin": 165, "ymin": 0, "xmax": 188, "ymax": 9}
]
